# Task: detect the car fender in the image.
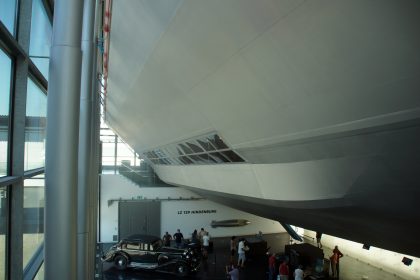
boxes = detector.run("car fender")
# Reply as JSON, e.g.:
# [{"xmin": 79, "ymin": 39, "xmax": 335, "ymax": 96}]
[{"xmin": 157, "ymin": 254, "xmax": 171, "ymax": 264}]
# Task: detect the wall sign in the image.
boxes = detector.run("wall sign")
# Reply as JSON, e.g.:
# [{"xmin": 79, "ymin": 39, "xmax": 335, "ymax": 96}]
[{"xmin": 177, "ymin": 209, "xmax": 217, "ymax": 214}]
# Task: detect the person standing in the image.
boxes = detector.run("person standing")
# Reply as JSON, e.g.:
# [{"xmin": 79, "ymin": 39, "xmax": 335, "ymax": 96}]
[
  {"xmin": 332, "ymin": 246, "xmax": 344, "ymax": 278},
  {"xmin": 316, "ymin": 232, "xmax": 323, "ymax": 248},
  {"xmin": 330, "ymin": 251, "xmax": 339, "ymax": 278},
  {"xmin": 162, "ymin": 231, "xmax": 172, "ymax": 247},
  {"xmin": 237, "ymin": 239, "xmax": 246, "ymax": 268},
  {"xmin": 279, "ymin": 260, "xmax": 289, "ymax": 280},
  {"xmin": 230, "ymin": 236, "xmax": 237, "ymax": 263},
  {"xmin": 199, "ymin": 228, "xmax": 206, "ymax": 244},
  {"xmin": 268, "ymin": 253, "xmax": 276, "ymax": 280},
  {"xmin": 202, "ymin": 232, "xmax": 210, "ymax": 258},
  {"xmin": 173, "ymin": 229, "xmax": 184, "ymax": 248},
  {"xmin": 293, "ymin": 265, "xmax": 304, "ymax": 280},
  {"xmin": 191, "ymin": 229, "xmax": 199, "ymax": 244}
]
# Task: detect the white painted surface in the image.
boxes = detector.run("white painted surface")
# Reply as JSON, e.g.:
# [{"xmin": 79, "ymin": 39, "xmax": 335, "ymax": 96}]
[
  {"xmin": 154, "ymin": 157, "xmax": 370, "ymax": 201},
  {"xmin": 303, "ymin": 229, "xmax": 420, "ymax": 280},
  {"xmin": 100, "ymin": 174, "xmax": 284, "ymax": 242},
  {"xmin": 106, "ymin": 0, "xmax": 420, "ymax": 153},
  {"xmin": 161, "ymin": 199, "xmax": 284, "ymax": 239}
]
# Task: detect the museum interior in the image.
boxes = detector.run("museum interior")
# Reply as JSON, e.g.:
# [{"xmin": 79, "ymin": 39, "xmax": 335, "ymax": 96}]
[{"xmin": 1, "ymin": 0, "xmax": 420, "ymax": 279}]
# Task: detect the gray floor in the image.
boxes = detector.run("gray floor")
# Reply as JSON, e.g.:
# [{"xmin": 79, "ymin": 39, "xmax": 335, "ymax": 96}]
[
  {"xmin": 318, "ymin": 243, "xmax": 405, "ymax": 280},
  {"xmin": 97, "ymin": 233, "xmax": 408, "ymax": 280}
]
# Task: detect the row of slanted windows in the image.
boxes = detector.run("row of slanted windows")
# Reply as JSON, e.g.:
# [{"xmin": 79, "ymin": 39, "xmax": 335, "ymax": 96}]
[{"xmin": 144, "ymin": 134, "xmax": 245, "ymax": 165}]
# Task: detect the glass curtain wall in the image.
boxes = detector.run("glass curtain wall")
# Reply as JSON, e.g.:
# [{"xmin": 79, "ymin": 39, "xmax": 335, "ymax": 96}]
[
  {"xmin": 23, "ymin": 175, "xmax": 44, "ymax": 268},
  {"xmin": 24, "ymin": 79, "xmax": 47, "ymax": 171},
  {"xmin": 33, "ymin": 263, "xmax": 44, "ymax": 279},
  {"xmin": 0, "ymin": 186, "xmax": 7, "ymax": 279},
  {"xmin": 100, "ymin": 122, "xmax": 142, "ymax": 174},
  {"xmin": 0, "ymin": 0, "xmax": 17, "ymax": 36},
  {"xmin": 0, "ymin": 50, "xmax": 12, "ymax": 177},
  {"xmin": 0, "ymin": 0, "xmax": 51, "ymax": 278},
  {"xmin": 29, "ymin": 0, "xmax": 52, "ymax": 79}
]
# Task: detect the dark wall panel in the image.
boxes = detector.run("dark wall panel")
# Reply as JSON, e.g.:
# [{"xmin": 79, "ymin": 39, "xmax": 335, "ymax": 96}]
[{"xmin": 118, "ymin": 201, "xmax": 160, "ymax": 239}]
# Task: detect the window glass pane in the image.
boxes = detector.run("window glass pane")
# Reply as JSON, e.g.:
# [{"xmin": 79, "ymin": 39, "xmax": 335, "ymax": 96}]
[
  {"xmin": 29, "ymin": 0, "xmax": 52, "ymax": 79},
  {"xmin": 197, "ymin": 139, "xmax": 215, "ymax": 151},
  {"xmin": 23, "ymin": 176, "xmax": 44, "ymax": 268},
  {"xmin": 102, "ymin": 142, "xmax": 115, "ymax": 157},
  {"xmin": 0, "ymin": 0, "xmax": 17, "ymax": 35},
  {"xmin": 117, "ymin": 143, "xmax": 133, "ymax": 158},
  {"xmin": 209, "ymin": 152, "xmax": 230, "ymax": 163},
  {"xmin": 222, "ymin": 150, "xmax": 245, "ymax": 162},
  {"xmin": 186, "ymin": 142, "xmax": 204, "ymax": 153},
  {"xmin": 178, "ymin": 143, "xmax": 193, "ymax": 155},
  {"xmin": 0, "ymin": 187, "xmax": 6, "ymax": 279},
  {"xmin": 197, "ymin": 153, "xmax": 216, "ymax": 164},
  {"xmin": 208, "ymin": 134, "xmax": 229, "ymax": 150},
  {"xmin": 0, "ymin": 50, "xmax": 12, "ymax": 177},
  {"xmin": 100, "ymin": 134, "xmax": 115, "ymax": 141},
  {"xmin": 33, "ymin": 262, "xmax": 44, "ymax": 280},
  {"xmin": 25, "ymin": 79, "xmax": 47, "ymax": 171},
  {"xmin": 179, "ymin": 156, "xmax": 193, "ymax": 165},
  {"xmin": 117, "ymin": 157, "xmax": 135, "ymax": 166}
]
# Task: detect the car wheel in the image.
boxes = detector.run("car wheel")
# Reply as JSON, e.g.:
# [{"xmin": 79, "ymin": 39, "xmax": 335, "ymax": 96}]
[
  {"xmin": 114, "ymin": 255, "xmax": 128, "ymax": 270},
  {"xmin": 158, "ymin": 254, "xmax": 169, "ymax": 265},
  {"xmin": 175, "ymin": 262, "xmax": 189, "ymax": 277}
]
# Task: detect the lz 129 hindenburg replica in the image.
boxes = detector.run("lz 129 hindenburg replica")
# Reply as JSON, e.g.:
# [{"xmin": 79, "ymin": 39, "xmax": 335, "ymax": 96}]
[{"xmin": 104, "ymin": 0, "xmax": 420, "ymax": 257}]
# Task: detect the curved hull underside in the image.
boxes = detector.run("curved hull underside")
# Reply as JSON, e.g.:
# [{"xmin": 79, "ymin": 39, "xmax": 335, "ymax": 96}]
[
  {"xmin": 154, "ymin": 121, "xmax": 420, "ymax": 257},
  {"xmin": 105, "ymin": 0, "xmax": 420, "ymax": 257}
]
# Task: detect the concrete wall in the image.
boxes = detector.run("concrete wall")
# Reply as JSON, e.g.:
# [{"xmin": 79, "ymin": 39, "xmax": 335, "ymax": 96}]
[
  {"xmin": 303, "ymin": 229, "xmax": 420, "ymax": 280},
  {"xmin": 100, "ymin": 174, "xmax": 284, "ymax": 242}
]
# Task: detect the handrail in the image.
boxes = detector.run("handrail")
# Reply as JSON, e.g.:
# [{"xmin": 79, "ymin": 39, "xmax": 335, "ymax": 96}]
[
  {"xmin": 0, "ymin": 167, "xmax": 45, "ymax": 188},
  {"xmin": 23, "ymin": 167, "xmax": 45, "ymax": 179},
  {"xmin": 0, "ymin": 176, "xmax": 20, "ymax": 187}
]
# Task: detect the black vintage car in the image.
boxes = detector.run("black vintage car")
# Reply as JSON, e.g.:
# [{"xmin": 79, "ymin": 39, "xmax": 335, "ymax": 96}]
[{"xmin": 101, "ymin": 234, "xmax": 200, "ymax": 276}]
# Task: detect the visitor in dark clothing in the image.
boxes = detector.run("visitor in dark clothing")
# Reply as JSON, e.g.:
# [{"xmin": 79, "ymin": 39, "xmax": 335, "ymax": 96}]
[
  {"xmin": 173, "ymin": 229, "xmax": 184, "ymax": 248},
  {"xmin": 162, "ymin": 231, "xmax": 172, "ymax": 247},
  {"xmin": 333, "ymin": 245, "xmax": 344, "ymax": 278}
]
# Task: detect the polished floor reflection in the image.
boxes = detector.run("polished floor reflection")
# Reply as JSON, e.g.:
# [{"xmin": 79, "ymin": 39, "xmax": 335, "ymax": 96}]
[
  {"xmin": 98, "ymin": 233, "xmax": 282, "ymax": 280},
  {"xmin": 97, "ymin": 233, "xmax": 407, "ymax": 280}
]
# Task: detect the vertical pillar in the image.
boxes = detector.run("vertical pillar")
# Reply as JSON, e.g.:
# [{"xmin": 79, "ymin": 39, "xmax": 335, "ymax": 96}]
[
  {"xmin": 88, "ymin": 4, "xmax": 102, "ymax": 276},
  {"xmin": 77, "ymin": 0, "xmax": 96, "ymax": 278},
  {"xmin": 89, "ymin": 71, "xmax": 100, "ymax": 279},
  {"xmin": 114, "ymin": 135, "xmax": 117, "ymax": 173},
  {"xmin": 44, "ymin": 0, "xmax": 84, "ymax": 279},
  {"xmin": 9, "ymin": 0, "xmax": 33, "ymax": 279}
]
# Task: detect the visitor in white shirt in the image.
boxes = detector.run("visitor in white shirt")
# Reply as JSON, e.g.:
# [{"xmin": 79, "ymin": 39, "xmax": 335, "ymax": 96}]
[
  {"xmin": 237, "ymin": 239, "xmax": 248, "ymax": 268},
  {"xmin": 202, "ymin": 232, "xmax": 210, "ymax": 258},
  {"xmin": 294, "ymin": 265, "xmax": 304, "ymax": 280}
]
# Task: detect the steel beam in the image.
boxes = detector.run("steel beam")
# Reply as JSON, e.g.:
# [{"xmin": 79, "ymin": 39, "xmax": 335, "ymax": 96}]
[
  {"xmin": 9, "ymin": 0, "xmax": 33, "ymax": 278},
  {"xmin": 77, "ymin": 0, "xmax": 96, "ymax": 278}
]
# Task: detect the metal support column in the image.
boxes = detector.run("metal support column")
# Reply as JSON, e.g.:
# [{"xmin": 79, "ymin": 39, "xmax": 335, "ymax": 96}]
[
  {"xmin": 88, "ymin": 1, "xmax": 101, "ymax": 275},
  {"xmin": 45, "ymin": 0, "xmax": 84, "ymax": 279},
  {"xmin": 114, "ymin": 135, "xmax": 118, "ymax": 173},
  {"xmin": 89, "ymin": 71, "xmax": 100, "ymax": 279},
  {"xmin": 77, "ymin": 0, "xmax": 96, "ymax": 278},
  {"xmin": 9, "ymin": 1, "xmax": 33, "ymax": 279}
]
